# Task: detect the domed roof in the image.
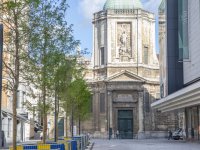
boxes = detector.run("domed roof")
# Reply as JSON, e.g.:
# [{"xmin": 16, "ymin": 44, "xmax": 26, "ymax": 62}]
[{"xmin": 103, "ymin": 0, "xmax": 143, "ymax": 10}]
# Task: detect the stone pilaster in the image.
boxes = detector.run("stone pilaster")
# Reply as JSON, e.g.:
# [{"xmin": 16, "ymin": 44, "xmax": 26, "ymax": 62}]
[
  {"xmin": 138, "ymin": 91, "xmax": 145, "ymax": 139},
  {"xmin": 108, "ymin": 91, "xmax": 113, "ymax": 128},
  {"xmin": 94, "ymin": 92, "xmax": 100, "ymax": 131}
]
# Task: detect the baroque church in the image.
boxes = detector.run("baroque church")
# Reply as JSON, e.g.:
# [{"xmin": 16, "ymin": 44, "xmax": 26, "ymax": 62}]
[{"xmin": 83, "ymin": 0, "xmax": 177, "ymax": 139}]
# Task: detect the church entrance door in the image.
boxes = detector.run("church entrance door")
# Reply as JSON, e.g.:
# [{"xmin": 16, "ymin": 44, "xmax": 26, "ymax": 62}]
[{"xmin": 118, "ymin": 110, "xmax": 133, "ymax": 139}]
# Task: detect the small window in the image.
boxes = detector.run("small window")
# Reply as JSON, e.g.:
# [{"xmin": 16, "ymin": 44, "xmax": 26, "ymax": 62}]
[
  {"xmin": 145, "ymin": 92, "xmax": 150, "ymax": 112},
  {"xmin": 100, "ymin": 47, "xmax": 105, "ymax": 65},
  {"xmin": 143, "ymin": 46, "xmax": 148, "ymax": 64},
  {"xmin": 8, "ymin": 118, "xmax": 12, "ymax": 137},
  {"xmin": 90, "ymin": 95, "xmax": 93, "ymax": 113},
  {"xmin": 16, "ymin": 91, "xmax": 20, "ymax": 108},
  {"xmin": 100, "ymin": 93, "xmax": 105, "ymax": 113}
]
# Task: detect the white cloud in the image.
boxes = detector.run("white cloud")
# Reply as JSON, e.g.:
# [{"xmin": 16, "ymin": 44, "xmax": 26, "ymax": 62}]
[{"xmin": 78, "ymin": 0, "xmax": 106, "ymax": 20}]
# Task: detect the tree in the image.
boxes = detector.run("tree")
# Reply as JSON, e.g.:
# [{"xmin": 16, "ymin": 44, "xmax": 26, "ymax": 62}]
[
  {"xmin": 60, "ymin": 77, "xmax": 91, "ymax": 137},
  {"xmin": 0, "ymin": 1, "xmax": 40, "ymax": 149},
  {"xmin": 26, "ymin": 0, "xmax": 79, "ymax": 143}
]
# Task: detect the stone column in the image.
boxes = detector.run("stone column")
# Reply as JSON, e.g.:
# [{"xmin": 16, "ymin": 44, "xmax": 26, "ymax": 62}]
[
  {"xmin": 108, "ymin": 91, "xmax": 113, "ymax": 128},
  {"xmin": 138, "ymin": 91, "xmax": 145, "ymax": 139},
  {"xmin": 107, "ymin": 90, "xmax": 113, "ymax": 139},
  {"xmin": 96, "ymin": 92, "xmax": 100, "ymax": 131},
  {"xmin": 182, "ymin": 110, "xmax": 187, "ymax": 140}
]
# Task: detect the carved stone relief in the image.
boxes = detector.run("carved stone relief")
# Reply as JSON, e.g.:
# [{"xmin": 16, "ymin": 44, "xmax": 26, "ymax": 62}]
[
  {"xmin": 117, "ymin": 23, "xmax": 132, "ymax": 61},
  {"xmin": 113, "ymin": 92, "xmax": 138, "ymax": 103}
]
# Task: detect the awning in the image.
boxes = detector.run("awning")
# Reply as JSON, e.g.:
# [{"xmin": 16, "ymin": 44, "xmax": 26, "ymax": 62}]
[
  {"xmin": 151, "ymin": 81, "xmax": 200, "ymax": 112},
  {"xmin": 1, "ymin": 108, "xmax": 30, "ymax": 123}
]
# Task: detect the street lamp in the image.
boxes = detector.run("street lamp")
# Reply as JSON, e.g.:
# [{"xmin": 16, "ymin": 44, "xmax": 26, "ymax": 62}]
[{"xmin": 0, "ymin": 24, "xmax": 3, "ymax": 148}]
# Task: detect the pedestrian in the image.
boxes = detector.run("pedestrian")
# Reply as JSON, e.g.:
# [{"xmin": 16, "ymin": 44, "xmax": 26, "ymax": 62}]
[
  {"xmin": 40, "ymin": 132, "xmax": 43, "ymax": 140},
  {"xmin": 191, "ymin": 128, "xmax": 194, "ymax": 141},
  {"xmin": 116, "ymin": 130, "xmax": 119, "ymax": 139},
  {"xmin": 168, "ymin": 130, "xmax": 172, "ymax": 140}
]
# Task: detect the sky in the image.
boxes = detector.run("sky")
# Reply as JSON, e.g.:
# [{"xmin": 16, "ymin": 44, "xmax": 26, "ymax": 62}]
[{"xmin": 67, "ymin": 0, "xmax": 162, "ymax": 58}]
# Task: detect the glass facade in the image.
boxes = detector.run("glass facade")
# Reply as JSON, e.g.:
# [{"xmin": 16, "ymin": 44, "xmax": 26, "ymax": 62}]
[
  {"xmin": 178, "ymin": 0, "xmax": 189, "ymax": 60},
  {"xmin": 186, "ymin": 106, "xmax": 200, "ymax": 140}
]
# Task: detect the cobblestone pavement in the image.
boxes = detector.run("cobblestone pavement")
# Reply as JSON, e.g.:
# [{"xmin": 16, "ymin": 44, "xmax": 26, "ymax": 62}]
[{"xmin": 92, "ymin": 139, "xmax": 200, "ymax": 150}]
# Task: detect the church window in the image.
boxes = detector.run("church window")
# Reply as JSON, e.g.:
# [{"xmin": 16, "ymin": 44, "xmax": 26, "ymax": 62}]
[
  {"xmin": 100, "ymin": 47, "xmax": 105, "ymax": 65},
  {"xmin": 143, "ymin": 46, "xmax": 149, "ymax": 64},
  {"xmin": 100, "ymin": 93, "xmax": 105, "ymax": 113},
  {"xmin": 145, "ymin": 92, "xmax": 150, "ymax": 112},
  {"xmin": 90, "ymin": 95, "xmax": 93, "ymax": 113}
]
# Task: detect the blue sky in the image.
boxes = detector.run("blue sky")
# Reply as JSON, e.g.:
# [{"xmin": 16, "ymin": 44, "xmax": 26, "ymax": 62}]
[{"xmin": 67, "ymin": 0, "xmax": 162, "ymax": 57}]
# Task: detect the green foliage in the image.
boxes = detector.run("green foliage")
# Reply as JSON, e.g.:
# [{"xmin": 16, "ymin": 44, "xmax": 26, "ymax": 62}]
[
  {"xmin": 0, "ymin": 0, "xmax": 43, "ymax": 148},
  {"xmin": 60, "ymin": 77, "xmax": 92, "ymax": 121},
  {"xmin": 23, "ymin": 0, "xmax": 79, "ymax": 143},
  {"xmin": 25, "ymin": 0, "xmax": 79, "ymax": 112}
]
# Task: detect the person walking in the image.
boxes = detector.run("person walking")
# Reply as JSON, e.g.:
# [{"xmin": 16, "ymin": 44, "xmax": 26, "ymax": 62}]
[
  {"xmin": 40, "ymin": 132, "xmax": 43, "ymax": 140},
  {"xmin": 168, "ymin": 130, "xmax": 172, "ymax": 140},
  {"xmin": 191, "ymin": 128, "xmax": 194, "ymax": 141},
  {"xmin": 116, "ymin": 130, "xmax": 119, "ymax": 139}
]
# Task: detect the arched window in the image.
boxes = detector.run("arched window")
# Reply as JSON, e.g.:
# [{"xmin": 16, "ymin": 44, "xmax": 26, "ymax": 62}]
[
  {"xmin": 100, "ymin": 47, "xmax": 105, "ymax": 65},
  {"xmin": 143, "ymin": 46, "xmax": 148, "ymax": 64}
]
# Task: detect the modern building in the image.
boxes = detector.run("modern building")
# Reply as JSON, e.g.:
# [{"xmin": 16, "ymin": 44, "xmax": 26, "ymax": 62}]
[
  {"xmin": 152, "ymin": 0, "xmax": 200, "ymax": 141},
  {"xmin": 83, "ymin": 0, "xmax": 176, "ymax": 139}
]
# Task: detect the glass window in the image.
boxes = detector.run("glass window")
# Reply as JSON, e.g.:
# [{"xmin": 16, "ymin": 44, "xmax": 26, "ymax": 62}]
[
  {"xmin": 16, "ymin": 91, "xmax": 20, "ymax": 108},
  {"xmin": 178, "ymin": 0, "xmax": 189, "ymax": 60},
  {"xmin": 143, "ymin": 46, "xmax": 148, "ymax": 64},
  {"xmin": 22, "ymin": 91, "xmax": 25, "ymax": 108},
  {"xmin": 145, "ymin": 92, "xmax": 150, "ymax": 112},
  {"xmin": 100, "ymin": 47, "xmax": 105, "ymax": 65},
  {"xmin": 8, "ymin": 118, "xmax": 11, "ymax": 137},
  {"xmin": 90, "ymin": 95, "xmax": 93, "ymax": 113},
  {"xmin": 100, "ymin": 93, "xmax": 105, "ymax": 113}
]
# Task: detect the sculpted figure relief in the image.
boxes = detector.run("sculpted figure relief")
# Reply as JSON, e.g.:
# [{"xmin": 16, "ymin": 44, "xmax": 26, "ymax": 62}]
[
  {"xmin": 120, "ymin": 31, "xmax": 127, "ymax": 47},
  {"xmin": 117, "ymin": 23, "xmax": 132, "ymax": 60}
]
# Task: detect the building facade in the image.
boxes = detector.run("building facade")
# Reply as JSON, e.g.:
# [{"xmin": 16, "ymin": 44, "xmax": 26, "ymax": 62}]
[
  {"xmin": 83, "ymin": 0, "xmax": 176, "ymax": 139},
  {"xmin": 0, "ymin": 17, "xmax": 39, "ymax": 147},
  {"xmin": 152, "ymin": 0, "xmax": 200, "ymax": 141}
]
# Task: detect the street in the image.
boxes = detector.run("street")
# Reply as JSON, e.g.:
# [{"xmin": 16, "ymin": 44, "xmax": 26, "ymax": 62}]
[{"xmin": 92, "ymin": 139, "xmax": 200, "ymax": 150}]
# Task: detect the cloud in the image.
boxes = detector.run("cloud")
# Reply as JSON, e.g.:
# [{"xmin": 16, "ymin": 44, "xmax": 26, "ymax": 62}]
[{"xmin": 78, "ymin": 0, "xmax": 106, "ymax": 20}]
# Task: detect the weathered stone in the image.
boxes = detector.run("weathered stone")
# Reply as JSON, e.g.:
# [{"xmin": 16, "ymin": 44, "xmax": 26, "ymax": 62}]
[{"xmin": 82, "ymin": 3, "xmax": 176, "ymax": 139}]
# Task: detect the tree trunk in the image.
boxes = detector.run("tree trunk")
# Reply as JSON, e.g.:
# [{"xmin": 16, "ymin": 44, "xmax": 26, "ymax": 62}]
[
  {"xmin": 79, "ymin": 115, "xmax": 81, "ymax": 135},
  {"xmin": 54, "ymin": 92, "xmax": 58, "ymax": 142},
  {"xmin": 65, "ymin": 113, "xmax": 68, "ymax": 137},
  {"xmin": 13, "ymin": 9, "xmax": 20, "ymax": 150},
  {"xmin": 12, "ymin": 88, "xmax": 17, "ymax": 150},
  {"xmin": 42, "ymin": 114, "xmax": 47, "ymax": 144},
  {"xmin": 71, "ymin": 108, "xmax": 74, "ymax": 138},
  {"xmin": 42, "ymin": 86, "xmax": 47, "ymax": 144}
]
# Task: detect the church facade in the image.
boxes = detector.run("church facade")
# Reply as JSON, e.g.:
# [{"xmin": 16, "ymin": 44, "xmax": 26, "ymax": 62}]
[{"xmin": 83, "ymin": 0, "xmax": 177, "ymax": 139}]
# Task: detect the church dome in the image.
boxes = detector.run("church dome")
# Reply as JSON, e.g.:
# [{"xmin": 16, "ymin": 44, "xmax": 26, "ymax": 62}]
[{"xmin": 103, "ymin": 0, "xmax": 143, "ymax": 10}]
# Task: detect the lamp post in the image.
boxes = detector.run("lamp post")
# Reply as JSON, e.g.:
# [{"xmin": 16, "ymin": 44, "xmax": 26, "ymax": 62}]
[{"xmin": 0, "ymin": 24, "xmax": 3, "ymax": 148}]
